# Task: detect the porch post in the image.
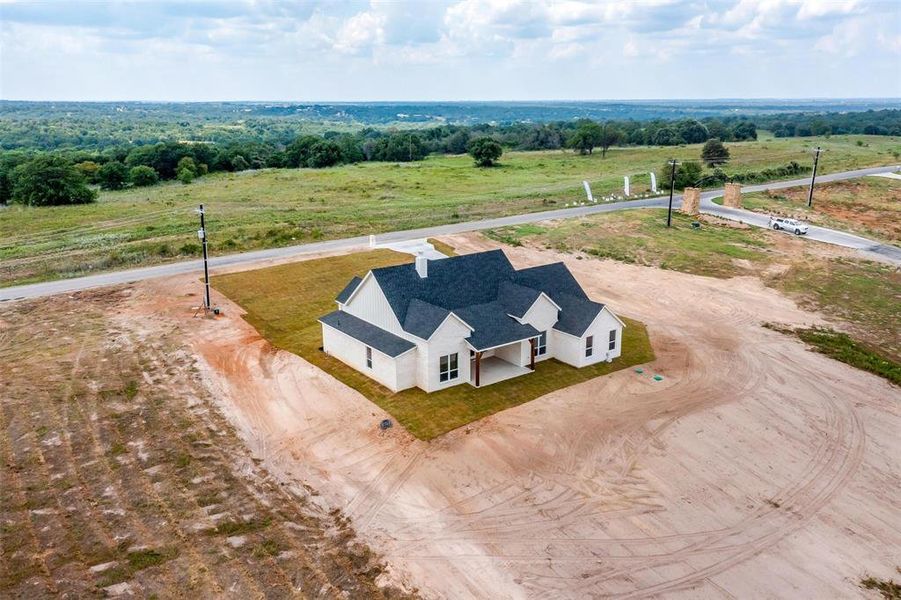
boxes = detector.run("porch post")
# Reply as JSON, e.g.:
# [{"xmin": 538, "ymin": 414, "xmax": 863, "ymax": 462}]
[
  {"xmin": 475, "ymin": 351, "xmax": 481, "ymax": 387},
  {"xmin": 529, "ymin": 339, "xmax": 536, "ymax": 370}
]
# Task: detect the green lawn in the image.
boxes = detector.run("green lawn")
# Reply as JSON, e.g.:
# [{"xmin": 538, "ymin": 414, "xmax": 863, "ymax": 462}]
[
  {"xmin": 713, "ymin": 176, "xmax": 901, "ymax": 244},
  {"xmin": 211, "ymin": 249, "xmax": 655, "ymax": 440},
  {"xmin": 3, "ymin": 134, "xmax": 898, "ymax": 287}
]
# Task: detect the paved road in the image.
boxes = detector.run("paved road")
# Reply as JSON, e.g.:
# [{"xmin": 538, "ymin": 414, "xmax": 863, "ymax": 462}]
[{"xmin": 1, "ymin": 165, "xmax": 898, "ymax": 302}]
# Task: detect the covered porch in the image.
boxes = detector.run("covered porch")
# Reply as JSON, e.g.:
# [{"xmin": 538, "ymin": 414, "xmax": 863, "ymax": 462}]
[{"xmin": 469, "ymin": 338, "xmax": 537, "ymax": 388}]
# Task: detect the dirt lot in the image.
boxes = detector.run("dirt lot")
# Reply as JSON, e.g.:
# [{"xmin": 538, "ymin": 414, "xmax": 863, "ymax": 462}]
[
  {"xmin": 107, "ymin": 233, "xmax": 899, "ymax": 599},
  {"xmin": 0, "ymin": 288, "xmax": 414, "ymax": 598},
  {"xmin": 736, "ymin": 177, "xmax": 901, "ymax": 244},
  {"xmin": 4, "ymin": 234, "xmax": 899, "ymax": 598}
]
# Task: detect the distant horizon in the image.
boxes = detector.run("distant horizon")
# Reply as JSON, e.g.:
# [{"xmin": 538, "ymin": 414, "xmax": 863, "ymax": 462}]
[{"xmin": 3, "ymin": 97, "xmax": 900, "ymax": 104}]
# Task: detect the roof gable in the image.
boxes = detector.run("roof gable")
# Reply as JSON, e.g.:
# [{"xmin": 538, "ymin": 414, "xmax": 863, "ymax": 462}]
[
  {"xmin": 335, "ymin": 275, "xmax": 363, "ymax": 304},
  {"xmin": 552, "ymin": 293, "xmax": 605, "ymax": 337},
  {"xmin": 455, "ymin": 301, "xmax": 539, "ymax": 351},
  {"xmin": 513, "ymin": 262, "xmax": 588, "ymax": 304}
]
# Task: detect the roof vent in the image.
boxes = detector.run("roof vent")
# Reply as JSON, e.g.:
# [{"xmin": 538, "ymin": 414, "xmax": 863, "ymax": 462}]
[{"xmin": 415, "ymin": 255, "xmax": 428, "ymax": 278}]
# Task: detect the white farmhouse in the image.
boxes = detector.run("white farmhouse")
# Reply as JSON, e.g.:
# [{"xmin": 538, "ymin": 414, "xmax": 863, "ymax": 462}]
[{"xmin": 319, "ymin": 249, "xmax": 624, "ymax": 392}]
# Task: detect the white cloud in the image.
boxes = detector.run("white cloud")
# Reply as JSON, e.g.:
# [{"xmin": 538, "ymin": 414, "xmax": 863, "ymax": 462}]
[{"xmin": 0, "ymin": 0, "xmax": 898, "ymax": 100}]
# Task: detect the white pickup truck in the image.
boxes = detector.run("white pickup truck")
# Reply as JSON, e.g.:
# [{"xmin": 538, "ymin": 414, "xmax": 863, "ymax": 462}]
[{"xmin": 768, "ymin": 216, "xmax": 809, "ymax": 235}]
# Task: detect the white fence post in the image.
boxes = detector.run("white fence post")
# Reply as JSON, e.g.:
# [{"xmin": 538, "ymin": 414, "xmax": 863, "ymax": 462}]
[{"xmin": 582, "ymin": 180, "xmax": 594, "ymax": 203}]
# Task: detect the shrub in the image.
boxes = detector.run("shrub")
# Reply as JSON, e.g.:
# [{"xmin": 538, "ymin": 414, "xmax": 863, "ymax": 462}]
[
  {"xmin": 700, "ymin": 138, "xmax": 730, "ymax": 167},
  {"xmin": 468, "ymin": 137, "xmax": 503, "ymax": 167},
  {"xmin": 129, "ymin": 165, "xmax": 159, "ymax": 187},
  {"xmin": 307, "ymin": 140, "xmax": 342, "ymax": 168},
  {"xmin": 97, "ymin": 160, "xmax": 129, "ymax": 190}
]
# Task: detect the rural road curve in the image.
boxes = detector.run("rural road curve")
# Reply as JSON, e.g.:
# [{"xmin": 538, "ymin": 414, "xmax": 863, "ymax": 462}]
[{"xmin": 2, "ymin": 165, "xmax": 898, "ymax": 302}]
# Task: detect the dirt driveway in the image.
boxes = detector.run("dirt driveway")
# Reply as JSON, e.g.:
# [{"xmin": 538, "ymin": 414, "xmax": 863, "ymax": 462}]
[{"xmin": 137, "ymin": 233, "xmax": 900, "ymax": 598}]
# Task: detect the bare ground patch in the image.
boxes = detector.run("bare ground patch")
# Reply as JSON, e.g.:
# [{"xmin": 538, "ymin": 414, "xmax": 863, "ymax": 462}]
[
  {"xmin": 142, "ymin": 234, "xmax": 900, "ymax": 598},
  {"xmin": 0, "ymin": 288, "xmax": 415, "ymax": 598}
]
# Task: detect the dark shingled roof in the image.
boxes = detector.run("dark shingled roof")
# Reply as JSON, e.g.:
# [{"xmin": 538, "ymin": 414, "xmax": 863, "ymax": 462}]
[
  {"xmin": 335, "ymin": 276, "xmax": 362, "ymax": 304},
  {"xmin": 403, "ymin": 299, "xmax": 453, "ymax": 340},
  {"xmin": 454, "ymin": 302, "xmax": 539, "ymax": 351},
  {"xmin": 552, "ymin": 293, "xmax": 605, "ymax": 337},
  {"xmin": 513, "ymin": 262, "xmax": 589, "ymax": 302},
  {"xmin": 325, "ymin": 249, "xmax": 607, "ymax": 351},
  {"xmin": 371, "ymin": 249, "xmax": 516, "ymax": 325},
  {"xmin": 319, "ymin": 310, "xmax": 415, "ymax": 358},
  {"xmin": 498, "ymin": 281, "xmax": 542, "ymax": 318}
]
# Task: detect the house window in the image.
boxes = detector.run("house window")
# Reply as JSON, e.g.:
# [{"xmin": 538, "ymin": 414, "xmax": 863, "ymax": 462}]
[
  {"xmin": 365, "ymin": 347, "xmax": 372, "ymax": 369},
  {"xmin": 439, "ymin": 353, "xmax": 459, "ymax": 382},
  {"xmin": 585, "ymin": 335, "xmax": 594, "ymax": 358},
  {"xmin": 608, "ymin": 329, "xmax": 617, "ymax": 351},
  {"xmin": 534, "ymin": 331, "xmax": 547, "ymax": 356}
]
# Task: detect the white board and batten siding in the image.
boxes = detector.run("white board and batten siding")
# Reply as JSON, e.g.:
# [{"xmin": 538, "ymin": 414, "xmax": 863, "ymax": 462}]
[
  {"xmin": 517, "ymin": 295, "xmax": 560, "ymax": 365},
  {"xmin": 342, "ymin": 275, "xmax": 406, "ymax": 336},
  {"xmin": 418, "ymin": 315, "xmax": 472, "ymax": 392},
  {"xmin": 321, "ymin": 324, "xmax": 414, "ymax": 392},
  {"xmin": 552, "ymin": 307, "xmax": 623, "ymax": 368}
]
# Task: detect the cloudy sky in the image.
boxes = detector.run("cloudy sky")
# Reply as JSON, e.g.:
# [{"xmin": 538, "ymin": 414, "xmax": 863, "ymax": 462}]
[{"xmin": 1, "ymin": 0, "xmax": 899, "ymax": 101}]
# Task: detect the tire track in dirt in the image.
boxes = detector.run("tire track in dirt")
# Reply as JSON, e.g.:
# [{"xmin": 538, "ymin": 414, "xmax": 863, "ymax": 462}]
[{"xmin": 0, "ymin": 406, "xmax": 57, "ymax": 594}]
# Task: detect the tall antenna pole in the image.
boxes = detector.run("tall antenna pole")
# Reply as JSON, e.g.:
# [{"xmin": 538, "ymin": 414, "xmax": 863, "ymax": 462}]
[
  {"xmin": 667, "ymin": 159, "xmax": 677, "ymax": 227},
  {"xmin": 198, "ymin": 204, "xmax": 211, "ymax": 311},
  {"xmin": 806, "ymin": 146, "xmax": 821, "ymax": 208}
]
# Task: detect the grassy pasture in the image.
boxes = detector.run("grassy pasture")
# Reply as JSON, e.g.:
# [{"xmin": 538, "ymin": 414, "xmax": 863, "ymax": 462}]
[
  {"xmin": 211, "ymin": 249, "xmax": 654, "ymax": 440},
  {"xmin": 713, "ymin": 176, "xmax": 901, "ymax": 244},
  {"xmin": 486, "ymin": 208, "xmax": 901, "ymax": 364},
  {"xmin": 2, "ymin": 135, "xmax": 898, "ymax": 287}
]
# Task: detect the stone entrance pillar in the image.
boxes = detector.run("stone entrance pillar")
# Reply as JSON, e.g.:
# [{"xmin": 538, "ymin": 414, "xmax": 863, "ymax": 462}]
[
  {"xmin": 723, "ymin": 182, "xmax": 742, "ymax": 208},
  {"xmin": 681, "ymin": 187, "xmax": 700, "ymax": 215}
]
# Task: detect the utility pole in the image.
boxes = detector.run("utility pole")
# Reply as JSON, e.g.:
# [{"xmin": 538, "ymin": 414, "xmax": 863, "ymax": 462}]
[
  {"xmin": 806, "ymin": 146, "xmax": 821, "ymax": 208},
  {"xmin": 196, "ymin": 204, "xmax": 211, "ymax": 311},
  {"xmin": 667, "ymin": 159, "xmax": 678, "ymax": 227}
]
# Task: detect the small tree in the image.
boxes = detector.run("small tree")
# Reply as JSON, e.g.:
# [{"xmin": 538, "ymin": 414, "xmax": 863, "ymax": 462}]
[
  {"xmin": 97, "ymin": 160, "xmax": 129, "ymax": 190},
  {"xmin": 129, "ymin": 165, "xmax": 159, "ymax": 187},
  {"xmin": 569, "ymin": 122, "xmax": 602, "ymax": 155},
  {"xmin": 11, "ymin": 155, "xmax": 97, "ymax": 206},
  {"xmin": 307, "ymin": 140, "xmax": 342, "ymax": 168},
  {"xmin": 468, "ymin": 137, "xmax": 503, "ymax": 167},
  {"xmin": 598, "ymin": 123, "xmax": 623, "ymax": 158},
  {"xmin": 285, "ymin": 135, "xmax": 320, "ymax": 168},
  {"xmin": 700, "ymin": 138, "xmax": 730, "ymax": 167},
  {"xmin": 230, "ymin": 155, "xmax": 250, "ymax": 171},
  {"xmin": 659, "ymin": 160, "xmax": 704, "ymax": 191},
  {"xmin": 75, "ymin": 161, "xmax": 100, "ymax": 183},
  {"xmin": 731, "ymin": 121, "xmax": 757, "ymax": 141},
  {"xmin": 176, "ymin": 156, "xmax": 197, "ymax": 184}
]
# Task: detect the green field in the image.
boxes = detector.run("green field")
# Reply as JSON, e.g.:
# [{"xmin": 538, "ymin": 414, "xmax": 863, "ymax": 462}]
[
  {"xmin": 211, "ymin": 249, "xmax": 655, "ymax": 440},
  {"xmin": 486, "ymin": 209, "xmax": 901, "ymax": 364},
  {"xmin": 2, "ymin": 134, "xmax": 899, "ymax": 287}
]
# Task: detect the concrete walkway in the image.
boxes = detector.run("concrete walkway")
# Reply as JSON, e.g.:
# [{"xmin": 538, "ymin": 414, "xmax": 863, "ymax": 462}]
[{"xmin": 1, "ymin": 164, "xmax": 898, "ymax": 302}]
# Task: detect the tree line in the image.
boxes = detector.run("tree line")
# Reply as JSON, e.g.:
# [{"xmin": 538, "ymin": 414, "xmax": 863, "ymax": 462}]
[{"xmin": 1, "ymin": 109, "xmax": 897, "ymax": 206}]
